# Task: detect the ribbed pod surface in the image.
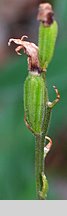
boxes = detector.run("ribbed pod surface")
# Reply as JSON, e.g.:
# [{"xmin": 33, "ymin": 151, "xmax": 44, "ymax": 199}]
[
  {"xmin": 38, "ymin": 21, "xmax": 58, "ymax": 69},
  {"xmin": 24, "ymin": 73, "xmax": 47, "ymax": 134}
]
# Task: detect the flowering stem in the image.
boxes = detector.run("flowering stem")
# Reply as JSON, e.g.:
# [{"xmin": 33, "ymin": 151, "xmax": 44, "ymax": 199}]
[{"xmin": 8, "ymin": 2, "xmax": 60, "ymax": 201}]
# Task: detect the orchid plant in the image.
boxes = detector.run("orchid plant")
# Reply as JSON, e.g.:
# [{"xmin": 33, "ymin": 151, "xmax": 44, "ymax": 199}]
[{"xmin": 8, "ymin": 3, "xmax": 60, "ymax": 200}]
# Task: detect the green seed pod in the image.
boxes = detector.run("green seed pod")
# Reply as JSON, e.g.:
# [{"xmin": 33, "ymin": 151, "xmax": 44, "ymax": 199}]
[
  {"xmin": 24, "ymin": 72, "xmax": 47, "ymax": 134},
  {"xmin": 38, "ymin": 20, "xmax": 58, "ymax": 70}
]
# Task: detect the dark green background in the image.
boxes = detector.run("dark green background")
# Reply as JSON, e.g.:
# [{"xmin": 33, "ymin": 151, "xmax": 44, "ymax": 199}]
[{"xmin": 0, "ymin": 0, "xmax": 67, "ymax": 199}]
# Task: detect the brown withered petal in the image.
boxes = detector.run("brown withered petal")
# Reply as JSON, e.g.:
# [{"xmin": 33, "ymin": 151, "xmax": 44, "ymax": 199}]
[
  {"xmin": 37, "ymin": 3, "xmax": 54, "ymax": 26},
  {"xmin": 8, "ymin": 36, "xmax": 41, "ymax": 73}
]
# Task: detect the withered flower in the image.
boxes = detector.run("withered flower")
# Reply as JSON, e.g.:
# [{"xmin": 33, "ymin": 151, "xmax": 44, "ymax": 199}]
[
  {"xmin": 8, "ymin": 36, "xmax": 41, "ymax": 73},
  {"xmin": 37, "ymin": 3, "xmax": 54, "ymax": 26},
  {"xmin": 8, "ymin": 3, "xmax": 54, "ymax": 73}
]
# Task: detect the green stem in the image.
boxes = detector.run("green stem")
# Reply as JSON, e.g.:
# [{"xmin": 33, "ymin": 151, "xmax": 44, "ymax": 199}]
[
  {"xmin": 35, "ymin": 133, "xmax": 45, "ymax": 200},
  {"xmin": 35, "ymin": 97, "xmax": 50, "ymax": 200}
]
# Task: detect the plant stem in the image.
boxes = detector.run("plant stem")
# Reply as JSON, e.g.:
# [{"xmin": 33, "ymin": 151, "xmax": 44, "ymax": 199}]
[{"xmin": 35, "ymin": 133, "xmax": 45, "ymax": 199}]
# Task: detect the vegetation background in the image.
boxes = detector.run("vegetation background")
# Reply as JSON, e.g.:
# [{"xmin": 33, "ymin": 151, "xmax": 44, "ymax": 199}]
[{"xmin": 0, "ymin": 0, "xmax": 67, "ymax": 199}]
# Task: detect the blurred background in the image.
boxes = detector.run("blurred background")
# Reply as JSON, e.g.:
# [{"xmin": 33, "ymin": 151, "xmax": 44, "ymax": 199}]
[{"xmin": 0, "ymin": 0, "xmax": 67, "ymax": 200}]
